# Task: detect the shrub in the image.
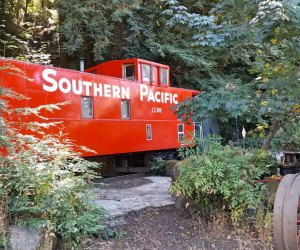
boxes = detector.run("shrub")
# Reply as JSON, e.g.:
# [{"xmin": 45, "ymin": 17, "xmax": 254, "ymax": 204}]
[
  {"xmin": 149, "ymin": 156, "xmax": 166, "ymax": 175},
  {"xmin": 0, "ymin": 81, "xmax": 110, "ymax": 248},
  {"xmin": 5, "ymin": 132, "xmax": 108, "ymax": 249},
  {"xmin": 170, "ymin": 138, "xmax": 275, "ymax": 223}
]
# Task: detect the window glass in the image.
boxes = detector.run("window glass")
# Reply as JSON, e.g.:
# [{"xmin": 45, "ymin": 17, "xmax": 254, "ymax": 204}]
[
  {"xmin": 142, "ymin": 64, "xmax": 152, "ymax": 83},
  {"xmin": 121, "ymin": 100, "xmax": 130, "ymax": 119},
  {"xmin": 194, "ymin": 123, "xmax": 202, "ymax": 139},
  {"xmin": 146, "ymin": 124, "xmax": 152, "ymax": 140},
  {"xmin": 178, "ymin": 124, "xmax": 184, "ymax": 141},
  {"xmin": 81, "ymin": 96, "xmax": 93, "ymax": 118},
  {"xmin": 160, "ymin": 68, "xmax": 168, "ymax": 85},
  {"xmin": 123, "ymin": 64, "xmax": 135, "ymax": 80}
]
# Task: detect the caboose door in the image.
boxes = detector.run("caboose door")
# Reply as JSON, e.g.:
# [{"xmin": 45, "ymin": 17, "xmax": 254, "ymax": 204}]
[
  {"xmin": 194, "ymin": 122, "xmax": 203, "ymax": 141},
  {"xmin": 194, "ymin": 122, "xmax": 204, "ymax": 149}
]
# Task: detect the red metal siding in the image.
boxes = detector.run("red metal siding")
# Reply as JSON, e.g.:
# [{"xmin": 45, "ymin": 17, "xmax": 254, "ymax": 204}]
[{"xmin": 1, "ymin": 58, "xmax": 198, "ymax": 157}]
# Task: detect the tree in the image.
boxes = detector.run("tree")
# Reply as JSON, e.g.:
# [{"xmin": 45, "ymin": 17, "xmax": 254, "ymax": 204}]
[
  {"xmin": 56, "ymin": 0, "xmax": 217, "ymax": 87},
  {"xmin": 0, "ymin": 0, "xmax": 59, "ymax": 64},
  {"xmin": 165, "ymin": 0, "xmax": 300, "ymax": 149}
]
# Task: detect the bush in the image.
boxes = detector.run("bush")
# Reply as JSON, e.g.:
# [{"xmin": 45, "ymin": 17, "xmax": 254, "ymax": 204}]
[
  {"xmin": 3, "ymin": 130, "xmax": 110, "ymax": 248},
  {"xmin": 149, "ymin": 156, "xmax": 166, "ymax": 175},
  {"xmin": 0, "ymin": 83, "xmax": 110, "ymax": 248},
  {"xmin": 170, "ymin": 138, "xmax": 275, "ymax": 223}
]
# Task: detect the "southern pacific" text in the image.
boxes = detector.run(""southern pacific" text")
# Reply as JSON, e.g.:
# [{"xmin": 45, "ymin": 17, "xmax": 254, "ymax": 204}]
[{"xmin": 42, "ymin": 69, "xmax": 178, "ymax": 104}]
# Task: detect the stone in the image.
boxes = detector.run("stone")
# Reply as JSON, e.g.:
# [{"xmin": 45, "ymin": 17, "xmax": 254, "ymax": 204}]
[
  {"xmin": 94, "ymin": 175, "xmax": 175, "ymax": 218},
  {"xmin": 165, "ymin": 160, "xmax": 179, "ymax": 181},
  {"xmin": 9, "ymin": 225, "xmax": 56, "ymax": 250}
]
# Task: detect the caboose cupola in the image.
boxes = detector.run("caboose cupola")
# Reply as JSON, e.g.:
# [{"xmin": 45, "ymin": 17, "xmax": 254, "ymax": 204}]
[{"xmin": 85, "ymin": 58, "xmax": 170, "ymax": 86}]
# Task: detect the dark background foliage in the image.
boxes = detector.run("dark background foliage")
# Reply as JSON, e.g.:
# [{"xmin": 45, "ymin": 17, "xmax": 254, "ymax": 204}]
[{"xmin": 1, "ymin": 0, "xmax": 299, "ymax": 148}]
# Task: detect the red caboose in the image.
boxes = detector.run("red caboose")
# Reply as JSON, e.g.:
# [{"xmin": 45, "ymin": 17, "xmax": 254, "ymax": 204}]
[{"xmin": 0, "ymin": 57, "xmax": 200, "ymax": 173}]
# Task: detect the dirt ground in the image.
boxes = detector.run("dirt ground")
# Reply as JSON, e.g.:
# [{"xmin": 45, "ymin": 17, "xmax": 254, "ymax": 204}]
[{"xmin": 81, "ymin": 204, "xmax": 269, "ymax": 250}]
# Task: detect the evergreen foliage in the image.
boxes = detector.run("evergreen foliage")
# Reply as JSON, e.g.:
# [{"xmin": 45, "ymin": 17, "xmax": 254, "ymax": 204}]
[
  {"xmin": 0, "ymin": 0, "xmax": 59, "ymax": 64},
  {"xmin": 1, "ymin": 1, "xmax": 299, "ymax": 148}
]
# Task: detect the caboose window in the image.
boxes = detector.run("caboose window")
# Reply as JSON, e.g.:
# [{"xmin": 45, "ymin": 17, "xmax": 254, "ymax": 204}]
[
  {"xmin": 121, "ymin": 100, "xmax": 130, "ymax": 119},
  {"xmin": 146, "ymin": 124, "xmax": 152, "ymax": 140},
  {"xmin": 178, "ymin": 124, "xmax": 184, "ymax": 142},
  {"xmin": 81, "ymin": 96, "xmax": 93, "ymax": 119},
  {"xmin": 160, "ymin": 68, "xmax": 168, "ymax": 85},
  {"xmin": 142, "ymin": 64, "xmax": 152, "ymax": 83},
  {"xmin": 123, "ymin": 64, "xmax": 135, "ymax": 80}
]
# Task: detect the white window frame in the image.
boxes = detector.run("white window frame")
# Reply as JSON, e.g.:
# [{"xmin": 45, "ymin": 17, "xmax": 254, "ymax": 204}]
[
  {"xmin": 123, "ymin": 64, "xmax": 135, "ymax": 80},
  {"xmin": 81, "ymin": 96, "xmax": 94, "ymax": 119},
  {"xmin": 146, "ymin": 124, "xmax": 152, "ymax": 140},
  {"xmin": 178, "ymin": 124, "xmax": 184, "ymax": 141},
  {"xmin": 160, "ymin": 68, "xmax": 168, "ymax": 85},
  {"xmin": 121, "ymin": 100, "xmax": 131, "ymax": 119},
  {"xmin": 142, "ymin": 64, "xmax": 152, "ymax": 83}
]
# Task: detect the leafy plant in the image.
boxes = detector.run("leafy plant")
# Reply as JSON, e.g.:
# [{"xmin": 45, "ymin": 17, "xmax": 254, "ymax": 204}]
[
  {"xmin": 0, "ymin": 66, "xmax": 110, "ymax": 249},
  {"xmin": 6, "ymin": 131, "xmax": 109, "ymax": 249},
  {"xmin": 149, "ymin": 156, "xmax": 166, "ymax": 175},
  {"xmin": 170, "ymin": 138, "xmax": 275, "ymax": 223},
  {"xmin": 2, "ymin": 112, "xmax": 110, "ymax": 248}
]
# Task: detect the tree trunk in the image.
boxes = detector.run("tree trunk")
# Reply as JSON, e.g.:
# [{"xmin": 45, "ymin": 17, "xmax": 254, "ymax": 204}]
[
  {"xmin": 0, "ymin": 0, "xmax": 5, "ymax": 19},
  {"xmin": 262, "ymin": 119, "xmax": 281, "ymax": 150},
  {"xmin": 24, "ymin": 0, "xmax": 30, "ymax": 21},
  {"xmin": 0, "ymin": 193, "xmax": 8, "ymax": 249}
]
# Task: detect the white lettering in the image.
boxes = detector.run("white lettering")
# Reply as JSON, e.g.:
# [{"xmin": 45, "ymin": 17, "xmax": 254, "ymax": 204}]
[
  {"xmin": 93, "ymin": 83, "xmax": 103, "ymax": 97},
  {"xmin": 73, "ymin": 79, "xmax": 82, "ymax": 95},
  {"xmin": 121, "ymin": 87, "xmax": 130, "ymax": 99},
  {"xmin": 148, "ymin": 91, "xmax": 155, "ymax": 102},
  {"xmin": 58, "ymin": 78, "xmax": 71, "ymax": 94},
  {"xmin": 139, "ymin": 84, "xmax": 177, "ymax": 104},
  {"xmin": 112, "ymin": 85, "xmax": 121, "ymax": 98},
  {"xmin": 82, "ymin": 81, "xmax": 92, "ymax": 96},
  {"xmin": 164, "ymin": 93, "xmax": 170, "ymax": 103},
  {"xmin": 173, "ymin": 94, "xmax": 178, "ymax": 104},
  {"xmin": 41, "ymin": 70, "xmax": 135, "ymax": 102},
  {"xmin": 140, "ymin": 84, "xmax": 148, "ymax": 101},
  {"xmin": 104, "ymin": 84, "xmax": 111, "ymax": 97},
  {"xmin": 42, "ymin": 69, "xmax": 58, "ymax": 92},
  {"xmin": 155, "ymin": 92, "xmax": 161, "ymax": 103}
]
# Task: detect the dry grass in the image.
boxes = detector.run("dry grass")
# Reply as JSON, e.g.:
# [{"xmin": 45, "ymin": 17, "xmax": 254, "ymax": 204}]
[{"xmin": 190, "ymin": 208, "xmax": 273, "ymax": 250}]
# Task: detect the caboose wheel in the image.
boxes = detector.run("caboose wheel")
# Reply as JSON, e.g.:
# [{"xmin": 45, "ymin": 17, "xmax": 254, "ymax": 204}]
[
  {"xmin": 273, "ymin": 174, "xmax": 299, "ymax": 250},
  {"xmin": 282, "ymin": 174, "xmax": 300, "ymax": 250}
]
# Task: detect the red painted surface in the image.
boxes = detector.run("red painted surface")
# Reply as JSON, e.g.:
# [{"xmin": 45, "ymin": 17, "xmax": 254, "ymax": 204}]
[{"xmin": 0, "ymin": 58, "xmax": 199, "ymax": 157}]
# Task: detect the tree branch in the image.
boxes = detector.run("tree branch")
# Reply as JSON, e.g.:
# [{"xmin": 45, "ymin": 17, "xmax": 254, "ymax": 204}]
[{"xmin": 262, "ymin": 119, "xmax": 281, "ymax": 150}]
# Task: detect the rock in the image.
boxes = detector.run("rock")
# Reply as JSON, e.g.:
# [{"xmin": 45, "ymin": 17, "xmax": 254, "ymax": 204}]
[
  {"xmin": 175, "ymin": 195, "xmax": 193, "ymax": 210},
  {"xmin": 94, "ymin": 176, "xmax": 175, "ymax": 218},
  {"xmin": 9, "ymin": 225, "xmax": 56, "ymax": 250},
  {"xmin": 166, "ymin": 158, "xmax": 196, "ymax": 211},
  {"xmin": 166, "ymin": 157, "xmax": 197, "ymax": 182},
  {"xmin": 165, "ymin": 160, "xmax": 179, "ymax": 181}
]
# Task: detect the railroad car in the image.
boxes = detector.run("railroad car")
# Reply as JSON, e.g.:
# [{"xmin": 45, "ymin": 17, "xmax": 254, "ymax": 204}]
[{"xmin": 0, "ymin": 57, "xmax": 200, "ymax": 173}]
